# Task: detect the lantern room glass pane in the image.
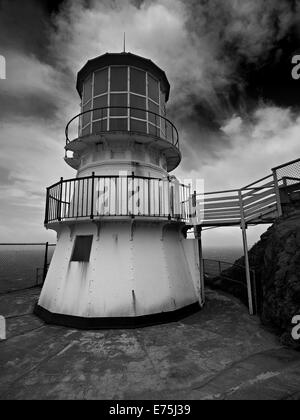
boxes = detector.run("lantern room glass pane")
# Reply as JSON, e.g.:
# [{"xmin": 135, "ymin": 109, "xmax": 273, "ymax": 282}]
[
  {"xmin": 130, "ymin": 118, "xmax": 147, "ymax": 133},
  {"xmin": 83, "ymin": 75, "xmax": 92, "ymax": 103},
  {"xmin": 160, "ymin": 90, "xmax": 166, "ymax": 114},
  {"xmin": 130, "ymin": 68, "xmax": 146, "ymax": 95},
  {"xmin": 110, "ymin": 66, "xmax": 128, "ymax": 91},
  {"xmin": 93, "ymin": 95, "xmax": 108, "ymax": 120},
  {"xmin": 94, "ymin": 68, "xmax": 108, "ymax": 96},
  {"xmin": 148, "ymin": 74, "xmax": 159, "ymax": 102},
  {"xmin": 82, "ymin": 125, "xmax": 91, "ymax": 137},
  {"xmin": 82, "ymin": 101, "xmax": 91, "ymax": 127},
  {"xmin": 130, "ymin": 94, "xmax": 146, "ymax": 119},
  {"xmin": 148, "ymin": 100, "xmax": 159, "ymax": 125},
  {"xmin": 110, "ymin": 93, "xmax": 128, "ymax": 116},
  {"xmin": 149, "ymin": 123, "xmax": 160, "ymax": 137},
  {"xmin": 166, "ymin": 121, "xmax": 173, "ymax": 143},
  {"xmin": 92, "ymin": 119, "xmax": 108, "ymax": 133},
  {"xmin": 109, "ymin": 118, "xmax": 128, "ymax": 131}
]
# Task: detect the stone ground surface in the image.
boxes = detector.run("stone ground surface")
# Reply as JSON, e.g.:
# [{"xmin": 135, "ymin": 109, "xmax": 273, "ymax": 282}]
[{"xmin": 0, "ymin": 287, "xmax": 300, "ymax": 400}]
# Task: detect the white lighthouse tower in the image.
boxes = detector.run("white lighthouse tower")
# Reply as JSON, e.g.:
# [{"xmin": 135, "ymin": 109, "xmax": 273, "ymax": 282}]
[{"xmin": 35, "ymin": 52, "xmax": 203, "ymax": 328}]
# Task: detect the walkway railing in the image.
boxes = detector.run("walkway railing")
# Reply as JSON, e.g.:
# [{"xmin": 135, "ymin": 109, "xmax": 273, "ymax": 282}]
[
  {"xmin": 45, "ymin": 158, "xmax": 300, "ymax": 227},
  {"xmin": 45, "ymin": 174, "xmax": 191, "ymax": 224},
  {"xmin": 193, "ymin": 158, "xmax": 300, "ymax": 315},
  {"xmin": 203, "ymin": 258, "xmax": 258, "ymax": 314},
  {"xmin": 272, "ymin": 157, "xmax": 300, "ymax": 187},
  {"xmin": 193, "ymin": 157, "xmax": 300, "ymax": 227},
  {"xmin": 65, "ymin": 106, "xmax": 179, "ymax": 148},
  {"xmin": 194, "ymin": 177, "xmax": 278, "ymax": 226},
  {"xmin": 0, "ymin": 243, "xmax": 55, "ymax": 294}
]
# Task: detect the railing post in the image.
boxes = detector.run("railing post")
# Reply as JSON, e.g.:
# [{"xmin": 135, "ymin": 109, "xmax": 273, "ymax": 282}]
[
  {"xmin": 169, "ymin": 177, "xmax": 174, "ymax": 219},
  {"xmin": 57, "ymin": 177, "xmax": 63, "ymax": 221},
  {"xmin": 282, "ymin": 177, "xmax": 288, "ymax": 187},
  {"xmin": 238, "ymin": 190, "xmax": 254, "ymax": 315},
  {"xmin": 167, "ymin": 176, "xmax": 171, "ymax": 220},
  {"xmin": 251, "ymin": 269, "xmax": 258, "ymax": 315},
  {"xmin": 192, "ymin": 190, "xmax": 197, "ymax": 221},
  {"xmin": 44, "ymin": 187, "xmax": 50, "ymax": 225},
  {"xmin": 147, "ymin": 177, "xmax": 151, "ymax": 216},
  {"xmin": 90, "ymin": 172, "xmax": 95, "ymax": 219},
  {"xmin": 195, "ymin": 226, "xmax": 205, "ymax": 306},
  {"xmin": 272, "ymin": 168, "xmax": 283, "ymax": 217},
  {"xmin": 185, "ymin": 183, "xmax": 190, "ymax": 221},
  {"xmin": 131, "ymin": 171, "xmax": 135, "ymax": 216},
  {"xmin": 42, "ymin": 242, "xmax": 49, "ymax": 285},
  {"xmin": 165, "ymin": 118, "xmax": 167, "ymax": 141},
  {"xmin": 115, "ymin": 176, "xmax": 118, "ymax": 216},
  {"xmin": 171, "ymin": 123, "xmax": 174, "ymax": 144}
]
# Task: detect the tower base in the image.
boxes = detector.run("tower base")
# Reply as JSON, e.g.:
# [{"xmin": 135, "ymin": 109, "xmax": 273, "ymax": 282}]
[
  {"xmin": 37, "ymin": 219, "xmax": 202, "ymax": 329},
  {"xmin": 34, "ymin": 301, "xmax": 200, "ymax": 329}
]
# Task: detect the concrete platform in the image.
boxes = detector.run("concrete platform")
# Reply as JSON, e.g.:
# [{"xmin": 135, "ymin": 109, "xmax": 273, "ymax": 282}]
[{"xmin": 0, "ymin": 287, "xmax": 300, "ymax": 400}]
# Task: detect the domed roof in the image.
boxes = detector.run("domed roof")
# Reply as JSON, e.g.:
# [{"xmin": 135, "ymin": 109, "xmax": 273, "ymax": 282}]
[{"xmin": 76, "ymin": 52, "xmax": 170, "ymax": 102}]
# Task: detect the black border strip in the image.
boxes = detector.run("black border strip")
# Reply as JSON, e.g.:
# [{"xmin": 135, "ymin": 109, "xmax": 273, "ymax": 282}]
[{"xmin": 34, "ymin": 301, "xmax": 201, "ymax": 330}]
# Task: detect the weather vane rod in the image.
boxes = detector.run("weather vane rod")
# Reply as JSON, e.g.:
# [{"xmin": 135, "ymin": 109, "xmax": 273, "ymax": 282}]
[{"xmin": 123, "ymin": 32, "xmax": 126, "ymax": 53}]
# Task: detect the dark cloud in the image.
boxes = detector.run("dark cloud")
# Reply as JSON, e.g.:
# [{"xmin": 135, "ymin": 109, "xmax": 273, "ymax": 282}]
[
  {"xmin": 0, "ymin": 0, "xmax": 299, "ymax": 243},
  {"xmin": 0, "ymin": 0, "xmax": 50, "ymax": 59},
  {"xmin": 1, "ymin": 91, "xmax": 60, "ymax": 121},
  {"xmin": 39, "ymin": 0, "xmax": 65, "ymax": 14},
  {"xmin": 182, "ymin": 0, "xmax": 300, "ymax": 121},
  {"xmin": 0, "ymin": 0, "xmax": 77, "ymax": 122}
]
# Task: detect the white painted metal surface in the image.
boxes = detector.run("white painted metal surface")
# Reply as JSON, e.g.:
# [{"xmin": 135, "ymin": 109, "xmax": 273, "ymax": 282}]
[{"xmin": 39, "ymin": 221, "xmax": 200, "ymax": 318}]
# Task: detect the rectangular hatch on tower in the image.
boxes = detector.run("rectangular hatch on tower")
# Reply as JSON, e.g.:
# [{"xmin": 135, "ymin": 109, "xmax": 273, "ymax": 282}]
[{"xmin": 71, "ymin": 235, "xmax": 93, "ymax": 262}]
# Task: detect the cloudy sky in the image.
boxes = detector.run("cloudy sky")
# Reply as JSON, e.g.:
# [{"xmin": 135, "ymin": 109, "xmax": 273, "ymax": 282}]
[{"xmin": 0, "ymin": 0, "xmax": 299, "ymax": 249}]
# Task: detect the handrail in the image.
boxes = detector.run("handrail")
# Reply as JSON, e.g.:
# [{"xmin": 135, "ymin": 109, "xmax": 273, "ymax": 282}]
[
  {"xmin": 203, "ymin": 257, "xmax": 257, "ymax": 313},
  {"xmin": 48, "ymin": 194, "xmax": 70, "ymax": 205},
  {"xmin": 282, "ymin": 176, "xmax": 300, "ymax": 182},
  {"xmin": 197, "ymin": 189, "xmax": 240, "ymax": 196},
  {"xmin": 45, "ymin": 174, "xmax": 191, "ymax": 224},
  {"xmin": 65, "ymin": 106, "xmax": 179, "ymax": 148},
  {"xmin": 272, "ymin": 157, "xmax": 300, "ymax": 171},
  {"xmin": 55, "ymin": 174, "xmax": 188, "ymax": 189},
  {"xmin": 203, "ymin": 258, "xmax": 256, "ymax": 279},
  {"xmin": 46, "ymin": 158, "xmax": 300, "ymax": 227},
  {"xmin": 194, "ymin": 174, "xmax": 280, "ymax": 225},
  {"xmin": 203, "ymin": 258, "xmax": 248, "ymax": 271},
  {"xmin": 0, "ymin": 243, "xmax": 56, "ymax": 246},
  {"xmin": 243, "ymin": 174, "xmax": 273, "ymax": 189}
]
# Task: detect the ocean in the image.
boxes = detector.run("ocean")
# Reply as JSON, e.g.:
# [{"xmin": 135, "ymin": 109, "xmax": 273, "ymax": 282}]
[
  {"xmin": 0, "ymin": 245, "xmax": 55, "ymax": 294},
  {"xmin": 203, "ymin": 247, "xmax": 242, "ymax": 263}
]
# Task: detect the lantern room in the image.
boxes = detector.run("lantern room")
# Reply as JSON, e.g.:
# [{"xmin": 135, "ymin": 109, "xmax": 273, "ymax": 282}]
[{"xmin": 65, "ymin": 53, "xmax": 181, "ymax": 174}]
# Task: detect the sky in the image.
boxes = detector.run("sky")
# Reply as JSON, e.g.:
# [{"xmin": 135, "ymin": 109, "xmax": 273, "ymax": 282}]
[{"xmin": 0, "ymin": 0, "xmax": 300, "ymax": 249}]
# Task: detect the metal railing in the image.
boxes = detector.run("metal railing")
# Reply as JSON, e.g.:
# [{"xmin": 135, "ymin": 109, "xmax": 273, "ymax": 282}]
[
  {"xmin": 273, "ymin": 157, "xmax": 300, "ymax": 187},
  {"xmin": 203, "ymin": 258, "xmax": 258, "ymax": 314},
  {"xmin": 65, "ymin": 106, "xmax": 179, "ymax": 148},
  {"xmin": 45, "ymin": 174, "xmax": 192, "ymax": 224},
  {"xmin": 44, "ymin": 158, "xmax": 300, "ymax": 227},
  {"xmin": 0, "ymin": 243, "xmax": 55, "ymax": 294},
  {"xmin": 193, "ymin": 158, "xmax": 300, "ymax": 227},
  {"xmin": 191, "ymin": 180, "xmax": 278, "ymax": 226}
]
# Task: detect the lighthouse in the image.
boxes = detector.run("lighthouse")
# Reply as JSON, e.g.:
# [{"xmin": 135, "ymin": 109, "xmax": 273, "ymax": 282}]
[{"xmin": 35, "ymin": 52, "xmax": 203, "ymax": 328}]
